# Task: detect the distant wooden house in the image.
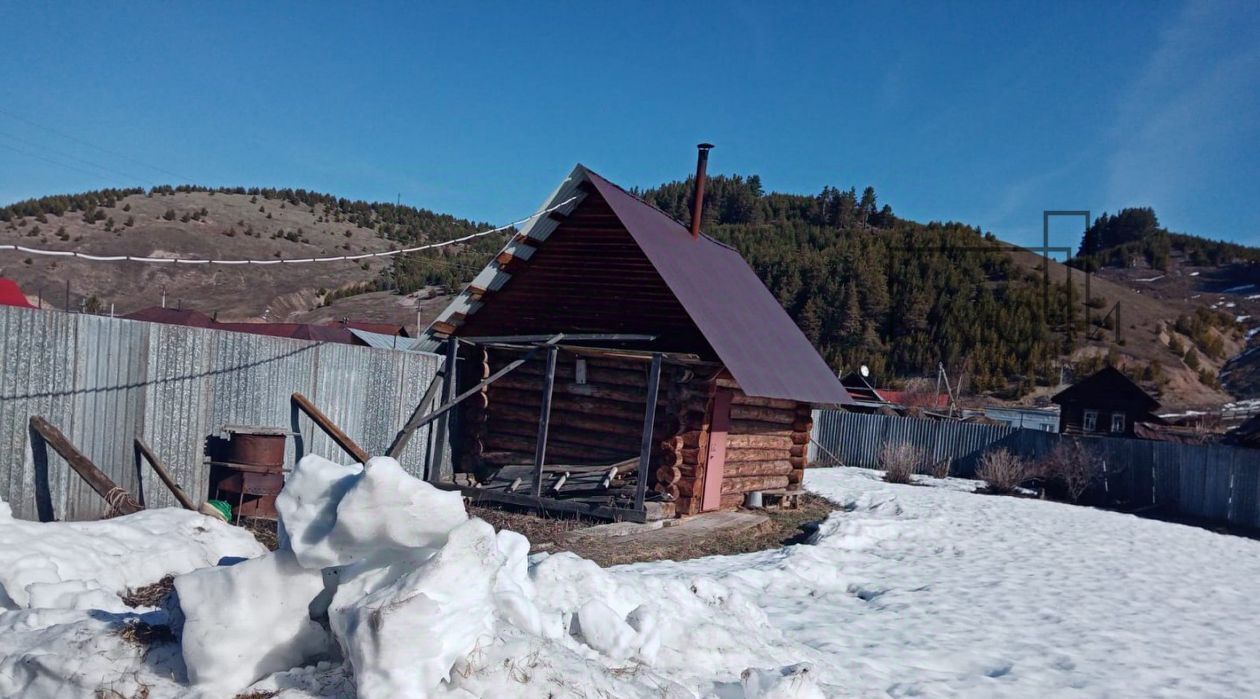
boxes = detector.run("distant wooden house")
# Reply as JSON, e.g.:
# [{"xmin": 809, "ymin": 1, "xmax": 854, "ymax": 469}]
[
  {"xmin": 420, "ymin": 159, "xmax": 851, "ymax": 520},
  {"xmin": 1051, "ymin": 366, "xmax": 1161, "ymax": 437}
]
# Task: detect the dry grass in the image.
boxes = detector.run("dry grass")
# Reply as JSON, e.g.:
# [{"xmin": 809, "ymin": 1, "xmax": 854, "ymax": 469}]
[
  {"xmin": 121, "ymin": 576, "xmax": 174, "ymax": 608},
  {"xmin": 240, "ymin": 517, "xmax": 280, "ymax": 551},
  {"xmin": 976, "ymin": 448, "xmax": 1030, "ymax": 495},
  {"xmin": 879, "ymin": 442, "xmax": 923, "ymax": 484},
  {"xmin": 473, "ymin": 494, "xmax": 836, "ymax": 567},
  {"xmin": 114, "ymin": 619, "xmax": 175, "ymax": 650},
  {"xmin": 232, "ymin": 692, "xmax": 279, "ymax": 699}
]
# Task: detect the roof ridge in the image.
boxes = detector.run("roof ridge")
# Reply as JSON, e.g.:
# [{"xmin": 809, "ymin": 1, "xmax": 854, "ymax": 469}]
[{"xmin": 581, "ymin": 167, "xmax": 740, "ymax": 253}]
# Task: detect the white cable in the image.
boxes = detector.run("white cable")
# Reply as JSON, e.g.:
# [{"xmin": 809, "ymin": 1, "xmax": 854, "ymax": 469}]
[{"xmin": 0, "ymin": 196, "xmax": 577, "ymax": 265}]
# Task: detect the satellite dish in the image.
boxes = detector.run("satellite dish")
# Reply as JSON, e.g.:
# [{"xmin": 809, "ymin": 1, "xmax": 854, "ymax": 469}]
[{"xmin": 860, "ymin": 365, "xmax": 870, "ymax": 378}]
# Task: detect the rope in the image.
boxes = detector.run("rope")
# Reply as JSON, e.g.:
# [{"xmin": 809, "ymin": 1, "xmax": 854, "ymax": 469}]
[
  {"xmin": 0, "ymin": 196, "xmax": 578, "ymax": 266},
  {"xmin": 103, "ymin": 485, "xmax": 138, "ymax": 516}
]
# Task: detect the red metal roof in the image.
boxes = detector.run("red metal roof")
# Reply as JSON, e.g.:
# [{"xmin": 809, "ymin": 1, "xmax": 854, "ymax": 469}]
[
  {"xmin": 121, "ymin": 307, "xmax": 218, "ymax": 328},
  {"xmin": 583, "ymin": 170, "xmax": 850, "ymax": 405},
  {"xmin": 0, "ymin": 278, "xmax": 36, "ymax": 308},
  {"xmin": 122, "ymin": 307, "xmax": 364, "ymax": 345}
]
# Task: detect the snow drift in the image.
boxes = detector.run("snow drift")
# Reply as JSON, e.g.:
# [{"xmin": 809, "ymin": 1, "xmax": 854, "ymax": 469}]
[{"xmin": 174, "ymin": 454, "xmax": 817, "ymax": 698}]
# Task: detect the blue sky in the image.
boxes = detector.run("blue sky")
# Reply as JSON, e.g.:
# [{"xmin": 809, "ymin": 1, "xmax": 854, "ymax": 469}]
[{"xmin": 1, "ymin": 1, "xmax": 1257, "ymax": 249}]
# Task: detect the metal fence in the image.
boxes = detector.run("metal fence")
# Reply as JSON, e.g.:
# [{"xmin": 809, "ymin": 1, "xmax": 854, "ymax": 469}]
[
  {"xmin": 812, "ymin": 410, "xmax": 1260, "ymax": 528},
  {"xmin": 0, "ymin": 306, "xmax": 442, "ymax": 521}
]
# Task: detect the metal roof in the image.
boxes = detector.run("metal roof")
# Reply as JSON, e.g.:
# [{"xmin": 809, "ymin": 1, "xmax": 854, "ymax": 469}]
[
  {"xmin": 1051, "ymin": 366, "xmax": 1160, "ymax": 411},
  {"xmin": 424, "ymin": 165, "xmax": 851, "ymax": 405}
]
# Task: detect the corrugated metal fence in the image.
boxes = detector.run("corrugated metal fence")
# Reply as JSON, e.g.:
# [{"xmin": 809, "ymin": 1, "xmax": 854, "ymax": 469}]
[
  {"xmin": 0, "ymin": 306, "xmax": 442, "ymax": 521},
  {"xmin": 812, "ymin": 410, "xmax": 1260, "ymax": 528}
]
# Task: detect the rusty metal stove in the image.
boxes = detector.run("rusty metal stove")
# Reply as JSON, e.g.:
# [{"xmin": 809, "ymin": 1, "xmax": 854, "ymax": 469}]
[{"xmin": 209, "ymin": 426, "xmax": 289, "ymax": 521}]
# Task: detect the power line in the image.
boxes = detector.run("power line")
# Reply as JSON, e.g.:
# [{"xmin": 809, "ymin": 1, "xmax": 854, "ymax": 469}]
[
  {"xmin": 0, "ymin": 106, "xmax": 195, "ymax": 182},
  {"xmin": 0, "ymin": 142, "xmax": 125, "ymax": 182},
  {"xmin": 0, "ymin": 131, "xmax": 150, "ymax": 184},
  {"xmin": 0, "ymin": 197, "xmax": 576, "ymax": 266}
]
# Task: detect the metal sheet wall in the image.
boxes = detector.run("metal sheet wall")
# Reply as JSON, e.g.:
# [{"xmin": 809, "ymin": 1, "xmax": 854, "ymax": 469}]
[
  {"xmin": 0, "ymin": 306, "xmax": 442, "ymax": 520},
  {"xmin": 812, "ymin": 409, "xmax": 1260, "ymax": 529}
]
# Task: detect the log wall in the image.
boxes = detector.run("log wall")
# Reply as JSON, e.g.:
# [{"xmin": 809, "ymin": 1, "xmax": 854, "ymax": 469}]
[{"xmin": 666, "ymin": 377, "xmax": 811, "ymax": 514}]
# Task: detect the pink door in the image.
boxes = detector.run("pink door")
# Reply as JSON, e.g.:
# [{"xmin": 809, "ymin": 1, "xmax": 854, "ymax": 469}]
[{"xmin": 701, "ymin": 389, "xmax": 732, "ymax": 511}]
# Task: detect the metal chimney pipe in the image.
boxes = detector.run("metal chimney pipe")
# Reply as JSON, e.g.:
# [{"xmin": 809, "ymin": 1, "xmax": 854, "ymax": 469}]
[{"xmin": 690, "ymin": 143, "xmax": 714, "ymax": 239}]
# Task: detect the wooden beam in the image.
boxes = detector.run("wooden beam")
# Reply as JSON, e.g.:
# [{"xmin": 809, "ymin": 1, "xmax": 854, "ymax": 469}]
[
  {"xmin": 135, "ymin": 438, "xmax": 196, "ymax": 510},
  {"xmin": 408, "ymin": 334, "xmax": 565, "ymax": 434},
  {"xmin": 292, "ymin": 393, "xmax": 370, "ymax": 464},
  {"xmin": 386, "ymin": 369, "xmax": 444, "ymax": 459},
  {"xmin": 29, "ymin": 416, "xmax": 142, "ymax": 516},
  {"xmin": 430, "ymin": 337, "xmax": 459, "ymax": 483},
  {"xmin": 532, "ymin": 344, "xmax": 559, "ymax": 497},
  {"xmin": 452, "ymin": 485, "xmax": 647, "ymax": 523},
  {"xmin": 634, "ymin": 353, "xmax": 663, "ymax": 511}
]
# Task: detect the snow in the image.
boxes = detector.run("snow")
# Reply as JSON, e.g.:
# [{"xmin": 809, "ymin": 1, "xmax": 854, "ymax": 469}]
[
  {"xmin": 1224, "ymin": 283, "xmax": 1256, "ymax": 293},
  {"xmin": 176, "ymin": 549, "xmax": 333, "ymax": 696},
  {"xmin": 0, "ymin": 508, "xmax": 265, "ymax": 612},
  {"xmin": 8, "ymin": 460, "xmax": 1260, "ymax": 697}
]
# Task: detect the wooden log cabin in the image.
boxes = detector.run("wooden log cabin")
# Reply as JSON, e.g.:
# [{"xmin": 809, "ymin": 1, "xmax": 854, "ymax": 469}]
[{"xmin": 421, "ymin": 158, "xmax": 851, "ymax": 519}]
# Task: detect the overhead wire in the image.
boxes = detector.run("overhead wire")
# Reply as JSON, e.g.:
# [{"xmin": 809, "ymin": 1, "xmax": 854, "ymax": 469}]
[
  {"xmin": 0, "ymin": 106, "xmax": 195, "ymax": 182},
  {"xmin": 0, "ymin": 196, "xmax": 575, "ymax": 265}
]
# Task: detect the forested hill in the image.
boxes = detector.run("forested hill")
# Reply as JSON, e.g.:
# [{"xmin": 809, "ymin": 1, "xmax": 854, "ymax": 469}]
[
  {"xmin": 638, "ymin": 176, "xmax": 1067, "ymax": 396},
  {"xmin": 1074, "ymin": 206, "xmax": 1260, "ymax": 271}
]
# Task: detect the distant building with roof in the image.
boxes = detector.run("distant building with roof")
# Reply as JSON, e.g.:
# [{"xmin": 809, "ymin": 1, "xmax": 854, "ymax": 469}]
[{"xmin": 1051, "ymin": 366, "xmax": 1162, "ymax": 437}]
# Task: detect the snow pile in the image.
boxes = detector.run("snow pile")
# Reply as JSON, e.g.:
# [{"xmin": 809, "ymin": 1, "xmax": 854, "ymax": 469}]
[
  {"xmin": 0, "ymin": 508, "xmax": 264, "ymax": 612},
  {"xmin": 174, "ymin": 454, "xmax": 820, "ymax": 698}
]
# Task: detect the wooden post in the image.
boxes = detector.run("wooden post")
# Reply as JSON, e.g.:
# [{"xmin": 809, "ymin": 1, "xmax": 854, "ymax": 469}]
[
  {"xmin": 29, "ymin": 416, "xmax": 142, "ymax": 516},
  {"xmin": 135, "ymin": 438, "xmax": 197, "ymax": 510},
  {"xmin": 386, "ymin": 369, "xmax": 444, "ymax": 459},
  {"xmin": 701, "ymin": 388, "xmax": 732, "ymax": 512},
  {"xmin": 430, "ymin": 337, "xmax": 459, "ymax": 483},
  {"xmin": 634, "ymin": 353, "xmax": 663, "ymax": 511},
  {"xmin": 531, "ymin": 345, "xmax": 559, "ymax": 498},
  {"xmin": 291, "ymin": 393, "xmax": 370, "ymax": 464}
]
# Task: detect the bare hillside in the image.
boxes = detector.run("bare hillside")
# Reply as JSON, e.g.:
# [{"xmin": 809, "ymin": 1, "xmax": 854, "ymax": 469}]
[
  {"xmin": 1008, "ymin": 247, "xmax": 1258, "ymax": 408},
  {"xmin": 0, "ymin": 190, "xmax": 398, "ymax": 321}
]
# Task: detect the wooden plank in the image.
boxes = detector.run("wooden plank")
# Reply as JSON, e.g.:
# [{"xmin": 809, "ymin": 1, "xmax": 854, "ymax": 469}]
[
  {"xmin": 135, "ymin": 437, "xmax": 196, "ymax": 510},
  {"xmin": 635, "ymin": 354, "xmax": 663, "ymax": 511},
  {"xmin": 291, "ymin": 393, "xmax": 371, "ymax": 464},
  {"xmin": 30, "ymin": 416, "xmax": 142, "ymax": 517},
  {"xmin": 702, "ymin": 389, "xmax": 733, "ymax": 512},
  {"xmin": 430, "ymin": 337, "xmax": 459, "ymax": 482},
  {"xmin": 386, "ymin": 369, "xmax": 444, "ymax": 459},
  {"xmin": 532, "ymin": 345, "xmax": 558, "ymax": 497},
  {"xmin": 452, "ymin": 486, "xmax": 648, "ymax": 523}
]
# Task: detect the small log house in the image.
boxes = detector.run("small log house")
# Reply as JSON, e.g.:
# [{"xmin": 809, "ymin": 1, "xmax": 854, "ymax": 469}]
[
  {"xmin": 1051, "ymin": 366, "xmax": 1162, "ymax": 437},
  {"xmin": 421, "ymin": 163, "xmax": 851, "ymax": 519}
]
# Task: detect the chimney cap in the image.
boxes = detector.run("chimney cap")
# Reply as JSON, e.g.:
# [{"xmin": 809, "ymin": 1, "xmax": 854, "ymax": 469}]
[{"xmin": 697, "ymin": 143, "xmax": 715, "ymax": 151}]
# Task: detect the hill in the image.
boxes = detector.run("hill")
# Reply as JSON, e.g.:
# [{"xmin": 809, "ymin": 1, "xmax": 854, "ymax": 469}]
[
  {"xmin": 0, "ymin": 186, "xmax": 497, "ymax": 329},
  {"xmin": 3, "ymin": 181, "xmax": 1257, "ymax": 409},
  {"xmin": 636, "ymin": 176, "xmax": 1259, "ymax": 408}
]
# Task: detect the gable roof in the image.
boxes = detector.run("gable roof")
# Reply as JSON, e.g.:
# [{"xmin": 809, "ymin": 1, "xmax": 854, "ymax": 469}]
[
  {"xmin": 1051, "ymin": 366, "xmax": 1160, "ymax": 411},
  {"xmin": 424, "ymin": 164, "xmax": 851, "ymax": 405}
]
